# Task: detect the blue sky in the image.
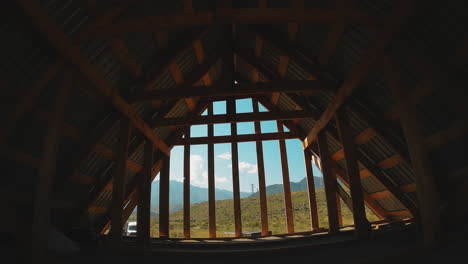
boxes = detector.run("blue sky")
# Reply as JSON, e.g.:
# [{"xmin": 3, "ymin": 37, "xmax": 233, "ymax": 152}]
[{"xmin": 162, "ymin": 98, "xmax": 322, "ymax": 193}]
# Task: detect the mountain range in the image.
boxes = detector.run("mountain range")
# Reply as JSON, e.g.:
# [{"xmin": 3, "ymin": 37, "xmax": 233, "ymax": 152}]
[{"xmin": 149, "ymin": 177, "xmax": 323, "ymax": 213}]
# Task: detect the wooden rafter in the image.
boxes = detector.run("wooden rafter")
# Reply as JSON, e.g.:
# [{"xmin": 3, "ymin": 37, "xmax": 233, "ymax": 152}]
[
  {"xmin": 1, "ymin": 0, "xmax": 136, "ymax": 144},
  {"xmin": 17, "ymin": 0, "xmax": 171, "ymax": 155},
  {"xmin": 302, "ymin": 1, "xmax": 416, "ymax": 149},
  {"xmin": 243, "ymin": 28, "xmax": 412, "ymax": 166}
]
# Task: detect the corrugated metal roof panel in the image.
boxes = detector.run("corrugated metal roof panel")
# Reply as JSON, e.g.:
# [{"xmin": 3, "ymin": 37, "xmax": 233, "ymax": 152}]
[
  {"xmin": 376, "ymin": 196, "xmax": 406, "ymax": 212},
  {"xmin": 361, "ymin": 176, "xmax": 387, "ymax": 194}
]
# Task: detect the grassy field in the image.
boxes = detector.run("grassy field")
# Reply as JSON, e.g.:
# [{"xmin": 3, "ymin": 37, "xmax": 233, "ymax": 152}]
[{"xmin": 138, "ymin": 188, "xmax": 379, "ymax": 238}]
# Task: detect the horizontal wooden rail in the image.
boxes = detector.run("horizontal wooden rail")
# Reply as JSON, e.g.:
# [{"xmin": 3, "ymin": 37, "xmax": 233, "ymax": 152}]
[
  {"xmin": 174, "ymin": 132, "xmax": 298, "ymax": 145},
  {"xmin": 130, "ymin": 80, "xmax": 329, "ymax": 101},
  {"xmin": 93, "ymin": 8, "xmax": 379, "ymax": 35},
  {"xmin": 152, "ymin": 110, "xmax": 315, "ymax": 127}
]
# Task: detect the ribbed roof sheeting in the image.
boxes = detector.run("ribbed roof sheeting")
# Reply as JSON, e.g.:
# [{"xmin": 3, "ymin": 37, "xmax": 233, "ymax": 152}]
[
  {"xmin": 361, "ymin": 176, "xmax": 387, "ymax": 194},
  {"xmin": 166, "ymin": 99, "xmax": 190, "ymax": 119},
  {"xmin": 358, "ymin": 137, "xmax": 393, "ymax": 166},
  {"xmin": 376, "ymin": 196, "xmax": 406, "ymax": 213},
  {"xmin": 78, "ymin": 151, "xmax": 110, "ymax": 181},
  {"xmin": 382, "ymin": 164, "xmax": 414, "ymax": 186},
  {"xmin": 329, "ymin": 25, "xmax": 371, "ymax": 82},
  {"xmin": 352, "ymin": 77, "xmax": 394, "ymax": 121},
  {"xmin": 286, "ymin": 58, "xmax": 315, "ymax": 80},
  {"xmin": 277, "ymin": 94, "xmax": 298, "ymax": 112},
  {"xmin": 344, "ymin": 107, "xmax": 373, "ymax": 139},
  {"xmin": 176, "ymin": 46, "xmax": 198, "ymax": 78}
]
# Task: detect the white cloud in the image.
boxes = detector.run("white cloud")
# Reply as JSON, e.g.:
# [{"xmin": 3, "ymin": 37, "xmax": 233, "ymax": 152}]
[
  {"xmin": 215, "ymin": 177, "xmax": 228, "ymax": 183},
  {"xmin": 190, "ymin": 155, "xmax": 208, "ymax": 187},
  {"xmin": 217, "ymin": 152, "xmax": 232, "ymax": 160},
  {"xmin": 228, "ymin": 161, "xmax": 258, "ymax": 174},
  {"xmin": 188, "ymin": 155, "xmax": 230, "ymax": 188}
]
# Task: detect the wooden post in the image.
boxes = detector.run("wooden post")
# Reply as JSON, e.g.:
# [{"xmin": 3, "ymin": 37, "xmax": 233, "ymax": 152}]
[
  {"xmin": 253, "ymin": 100, "xmax": 269, "ymax": 236},
  {"xmin": 31, "ymin": 71, "xmax": 70, "ymax": 257},
  {"xmin": 207, "ymin": 103, "xmax": 216, "ymax": 238},
  {"xmin": 159, "ymin": 153, "xmax": 170, "ymax": 238},
  {"xmin": 336, "ymin": 112, "xmax": 371, "ymax": 239},
  {"xmin": 109, "ymin": 117, "xmax": 131, "ymax": 246},
  {"xmin": 137, "ymin": 139, "xmax": 152, "ymax": 243},
  {"xmin": 303, "ymin": 150, "xmax": 320, "ymax": 230},
  {"xmin": 277, "ymin": 122, "xmax": 294, "ymax": 233},
  {"xmin": 228, "ymin": 98, "xmax": 242, "ymax": 237},
  {"xmin": 386, "ymin": 57, "xmax": 441, "ymax": 246},
  {"xmin": 183, "ymin": 130, "xmax": 191, "ymax": 238},
  {"xmin": 317, "ymin": 131, "xmax": 340, "ymax": 234}
]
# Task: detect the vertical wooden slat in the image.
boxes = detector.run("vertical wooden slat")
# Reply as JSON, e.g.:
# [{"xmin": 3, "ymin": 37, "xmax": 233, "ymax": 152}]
[
  {"xmin": 109, "ymin": 117, "xmax": 131, "ymax": 246},
  {"xmin": 159, "ymin": 153, "xmax": 170, "ymax": 238},
  {"xmin": 386, "ymin": 57, "xmax": 441, "ymax": 246},
  {"xmin": 228, "ymin": 97, "xmax": 242, "ymax": 237},
  {"xmin": 303, "ymin": 150, "xmax": 320, "ymax": 230},
  {"xmin": 317, "ymin": 131, "xmax": 340, "ymax": 234},
  {"xmin": 137, "ymin": 139, "xmax": 152, "ymax": 243},
  {"xmin": 183, "ymin": 130, "xmax": 191, "ymax": 238},
  {"xmin": 253, "ymin": 100, "xmax": 269, "ymax": 236},
  {"xmin": 336, "ymin": 112, "xmax": 370, "ymax": 239},
  {"xmin": 31, "ymin": 71, "xmax": 70, "ymax": 257},
  {"xmin": 277, "ymin": 122, "xmax": 294, "ymax": 233},
  {"xmin": 207, "ymin": 103, "xmax": 216, "ymax": 238}
]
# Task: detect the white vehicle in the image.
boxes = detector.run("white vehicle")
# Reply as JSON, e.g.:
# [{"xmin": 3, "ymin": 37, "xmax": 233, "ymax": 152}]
[{"xmin": 126, "ymin": 221, "xmax": 137, "ymax": 236}]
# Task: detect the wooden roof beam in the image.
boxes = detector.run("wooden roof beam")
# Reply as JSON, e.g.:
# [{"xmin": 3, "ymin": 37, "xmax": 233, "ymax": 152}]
[
  {"xmin": 302, "ymin": 1, "xmax": 416, "ymax": 150},
  {"xmin": 174, "ymin": 132, "xmax": 298, "ymax": 145},
  {"xmin": 130, "ymin": 80, "xmax": 328, "ymax": 102},
  {"xmin": 91, "ymin": 8, "xmax": 379, "ymax": 36},
  {"xmin": 152, "ymin": 110, "xmax": 316, "ymax": 127},
  {"xmin": 17, "ymin": 0, "xmax": 170, "ymax": 156}
]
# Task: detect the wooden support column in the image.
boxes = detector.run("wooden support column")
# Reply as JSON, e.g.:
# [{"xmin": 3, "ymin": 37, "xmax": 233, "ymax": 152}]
[
  {"xmin": 303, "ymin": 150, "xmax": 320, "ymax": 230},
  {"xmin": 183, "ymin": 130, "xmax": 191, "ymax": 238},
  {"xmin": 317, "ymin": 131, "xmax": 340, "ymax": 234},
  {"xmin": 336, "ymin": 112, "xmax": 370, "ymax": 239},
  {"xmin": 253, "ymin": 100, "xmax": 269, "ymax": 236},
  {"xmin": 109, "ymin": 117, "xmax": 131, "ymax": 246},
  {"xmin": 137, "ymin": 139, "xmax": 152, "ymax": 243},
  {"xmin": 386, "ymin": 57, "xmax": 441, "ymax": 247},
  {"xmin": 159, "ymin": 153, "xmax": 170, "ymax": 238},
  {"xmin": 228, "ymin": 98, "xmax": 242, "ymax": 237},
  {"xmin": 207, "ymin": 104, "xmax": 216, "ymax": 238},
  {"xmin": 277, "ymin": 122, "xmax": 294, "ymax": 233},
  {"xmin": 31, "ymin": 72, "xmax": 70, "ymax": 257}
]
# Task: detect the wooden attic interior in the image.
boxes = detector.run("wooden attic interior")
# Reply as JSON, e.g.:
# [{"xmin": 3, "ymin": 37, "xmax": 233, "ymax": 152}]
[{"xmin": 1, "ymin": 0, "xmax": 468, "ymax": 262}]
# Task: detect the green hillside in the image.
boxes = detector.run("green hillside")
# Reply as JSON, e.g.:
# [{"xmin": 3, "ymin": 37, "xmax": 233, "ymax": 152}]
[{"xmin": 147, "ymin": 188, "xmax": 379, "ymax": 238}]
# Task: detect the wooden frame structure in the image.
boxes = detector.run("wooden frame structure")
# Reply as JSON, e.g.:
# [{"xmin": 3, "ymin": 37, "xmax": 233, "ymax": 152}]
[{"xmin": 5, "ymin": 0, "xmax": 463, "ymax": 257}]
